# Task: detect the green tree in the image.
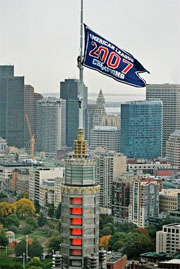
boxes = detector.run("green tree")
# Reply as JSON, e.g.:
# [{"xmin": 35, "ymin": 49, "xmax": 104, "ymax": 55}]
[
  {"xmin": 124, "ymin": 231, "xmax": 154, "ymax": 259},
  {"xmin": 29, "ymin": 240, "xmax": 43, "ymax": 258},
  {"xmin": 26, "ymin": 217, "xmax": 37, "ymax": 229},
  {"xmin": 112, "ymin": 240, "xmax": 124, "ymax": 251},
  {"xmin": 101, "ymin": 226, "xmax": 113, "ymax": 236},
  {"xmin": 48, "ymin": 236, "xmax": 61, "ymax": 253},
  {"xmin": 55, "ymin": 203, "xmax": 61, "ymax": 219},
  {"xmin": 37, "ymin": 213, "xmax": 47, "ymax": 227},
  {"xmin": 15, "ymin": 240, "xmax": 26, "ymax": 257},
  {"xmin": 115, "ymin": 221, "xmax": 137, "ymax": 233},
  {"xmin": 48, "ymin": 205, "xmax": 54, "ymax": 218},
  {"xmin": 22, "ymin": 224, "xmax": 33, "ymax": 235},
  {"xmin": 0, "ymin": 229, "xmax": 9, "ymax": 247},
  {"xmin": 6, "ymin": 214, "xmax": 19, "ymax": 227},
  {"xmin": 26, "ymin": 257, "xmax": 44, "ymax": 269}
]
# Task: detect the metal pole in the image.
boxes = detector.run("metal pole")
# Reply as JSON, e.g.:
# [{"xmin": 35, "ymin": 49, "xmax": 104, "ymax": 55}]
[
  {"xmin": 26, "ymin": 235, "xmax": 28, "ymax": 262},
  {"xmin": 23, "ymin": 252, "xmax": 25, "ymax": 269},
  {"xmin": 78, "ymin": 0, "xmax": 84, "ymax": 129}
]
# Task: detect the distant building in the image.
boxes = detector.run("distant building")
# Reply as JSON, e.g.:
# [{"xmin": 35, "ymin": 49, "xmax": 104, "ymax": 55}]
[
  {"xmin": 159, "ymin": 189, "xmax": 180, "ymax": 213},
  {"xmin": 29, "ymin": 167, "xmax": 64, "ymax": 203},
  {"xmin": 166, "ymin": 130, "xmax": 180, "ymax": 168},
  {"xmin": 88, "ymin": 89, "xmax": 106, "ymax": 145},
  {"xmin": 102, "ymin": 114, "xmax": 120, "ymax": 129},
  {"xmin": 60, "ymin": 78, "xmax": 88, "ymax": 148},
  {"xmin": 39, "ymin": 177, "xmax": 63, "ymax": 209},
  {"xmin": 129, "ymin": 177, "xmax": 160, "ymax": 227},
  {"xmin": 90, "ymin": 126, "xmax": 120, "ymax": 152},
  {"xmin": 146, "ymin": 84, "xmax": 180, "ymax": 155},
  {"xmin": 156, "ymin": 223, "xmax": 180, "ymax": 254},
  {"xmin": 95, "ymin": 148, "xmax": 127, "ymax": 208},
  {"xmin": 24, "ymin": 85, "xmax": 43, "ymax": 148},
  {"xmin": 36, "ymin": 97, "xmax": 66, "ymax": 153},
  {"xmin": 0, "ymin": 65, "xmax": 24, "ymax": 148},
  {"xmin": 0, "ymin": 137, "xmax": 7, "ymax": 153},
  {"xmin": 120, "ymin": 100, "xmax": 162, "ymax": 159}
]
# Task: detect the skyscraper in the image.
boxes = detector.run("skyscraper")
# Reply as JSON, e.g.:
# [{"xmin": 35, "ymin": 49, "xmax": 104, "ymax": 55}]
[
  {"xmin": 129, "ymin": 177, "xmax": 160, "ymax": 228},
  {"xmin": 24, "ymin": 85, "xmax": 43, "ymax": 147},
  {"xmin": 36, "ymin": 97, "xmax": 66, "ymax": 153},
  {"xmin": 61, "ymin": 129, "xmax": 100, "ymax": 268},
  {"xmin": 166, "ymin": 130, "xmax": 180, "ymax": 168},
  {"xmin": 0, "ymin": 65, "xmax": 24, "ymax": 148},
  {"xmin": 95, "ymin": 148, "xmax": 127, "ymax": 209},
  {"xmin": 60, "ymin": 79, "xmax": 88, "ymax": 148},
  {"xmin": 90, "ymin": 126, "xmax": 120, "ymax": 152},
  {"xmin": 146, "ymin": 84, "xmax": 180, "ymax": 155},
  {"xmin": 87, "ymin": 89, "xmax": 106, "ymax": 144},
  {"xmin": 120, "ymin": 100, "xmax": 162, "ymax": 159}
]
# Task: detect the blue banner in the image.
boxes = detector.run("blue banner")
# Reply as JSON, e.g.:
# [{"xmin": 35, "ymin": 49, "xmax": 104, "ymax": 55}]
[{"xmin": 83, "ymin": 25, "xmax": 149, "ymax": 88}]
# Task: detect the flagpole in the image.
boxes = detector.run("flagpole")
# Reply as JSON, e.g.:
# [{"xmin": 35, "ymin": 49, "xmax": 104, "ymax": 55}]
[{"xmin": 78, "ymin": 0, "xmax": 84, "ymax": 129}]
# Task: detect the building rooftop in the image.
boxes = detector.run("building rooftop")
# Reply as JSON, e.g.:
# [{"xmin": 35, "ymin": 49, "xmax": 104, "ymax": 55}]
[
  {"xmin": 160, "ymin": 259, "xmax": 180, "ymax": 264},
  {"xmin": 93, "ymin": 126, "xmax": 118, "ymax": 131}
]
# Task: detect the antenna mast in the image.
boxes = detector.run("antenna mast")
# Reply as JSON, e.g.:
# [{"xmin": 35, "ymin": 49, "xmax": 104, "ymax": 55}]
[{"xmin": 78, "ymin": 0, "xmax": 84, "ymax": 129}]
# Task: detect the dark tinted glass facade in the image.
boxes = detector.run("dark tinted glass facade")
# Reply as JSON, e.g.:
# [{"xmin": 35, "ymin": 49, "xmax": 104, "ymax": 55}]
[
  {"xmin": 60, "ymin": 79, "xmax": 88, "ymax": 148},
  {"xmin": 120, "ymin": 101, "xmax": 162, "ymax": 159},
  {"xmin": 0, "ymin": 66, "xmax": 24, "ymax": 148}
]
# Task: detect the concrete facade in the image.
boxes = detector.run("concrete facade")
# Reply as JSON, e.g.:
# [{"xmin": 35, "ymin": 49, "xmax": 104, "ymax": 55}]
[
  {"xmin": 36, "ymin": 97, "xmax": 66, "ymax": 153},
  {"xmin": 166, "ymin": 130, "xmax": 180, "ymax": 168},
  {"xmin": 146, "ymin": 84, "xmax": 180, "ymax": 155},
  {"xmin": 90, "ymin": 126, "xmax": 120, "ymax": 152},
  {"xmin": 156, "ymin": 224, "xmax": 180, "ymax": 254}
]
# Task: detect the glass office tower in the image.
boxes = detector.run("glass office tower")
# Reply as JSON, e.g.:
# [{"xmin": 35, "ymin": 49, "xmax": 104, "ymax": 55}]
[{"xmin": 120, "ymin": 100, "xmax": 162, "ymax": 159}]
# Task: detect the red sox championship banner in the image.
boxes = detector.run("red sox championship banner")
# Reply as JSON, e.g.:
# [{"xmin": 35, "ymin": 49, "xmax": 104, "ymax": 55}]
[{"xmin": 83, "ymin": 24, "xmax": 149, "ymax": 88}]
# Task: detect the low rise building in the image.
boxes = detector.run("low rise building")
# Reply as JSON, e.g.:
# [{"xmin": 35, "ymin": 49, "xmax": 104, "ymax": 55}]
[
  {"xmin": 159, "ymin": 189, "xmax": 180, "ymax": 213},
  {"xmin": 156, "ymin": 223, "xmax": 180, "ymax": 254}
]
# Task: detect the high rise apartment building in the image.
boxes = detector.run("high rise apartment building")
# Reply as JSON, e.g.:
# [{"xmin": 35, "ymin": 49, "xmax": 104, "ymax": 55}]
[
  {"xmin": 156, "ymin": 224, "xmax": 180, "ymax": 254},
  {"xmin": 36, "ymin": 97, "xmax": 66, "ymax": 153},
  {"xmin": 0, "ymin": 65, "xmax": 24, "ymax": 148},
  {"xmin": 166, "ymin": 130, "xmax": 180, "ymax": 168},
  {"xmin": 90, "ymin": 126, "xmax": 120, "ymax": 152},
  {"xmin": 61, "ymin": 129, "xmax": 100, "ymax": 268},
  {"xmin": 120, "ymin": 100, "xmax": 162, "ymax": 159},
  {"xmin": 129, "ymin": 177, "xmax": 160, "ymax": 227},
  {"xmin": 146, "ymin": 84, "xmax": 180, "ymax": 155},
  {"xmin": 112, "ymin": 173, "xmax": 138, "ymax": 223},
  {"xmin": 24, "ymin": 85, "xmax": 43, "ymax": 147},
  {"xmin": 60, "ymin": 79, "xmax": 88, "ymax": 148},
  {"xmin": 29, "ymin": 167, "xmax": 64, "ymax": 203},
  {"xmin": 95, "ymin": 148, "xmax": 127, "ymax": 209}
]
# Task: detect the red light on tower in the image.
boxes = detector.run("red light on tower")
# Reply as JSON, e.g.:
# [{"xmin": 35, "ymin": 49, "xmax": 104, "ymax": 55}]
[
  {"xmin": 71, "ymin": 228, "xmax": 82, "ymax": 235},
  {"xmin": 72, "ymin": 197, "xmax": 82, "ymax": 204},
  {"xmin": 72, "ymin": 249, "xmax": 82, "ymax": 256},
  {"xmin": 71, "ymin": 218, "xmax": 82, "ymax": 225},
  {"xmin": 71, "ymin": 208, "xmax": 82, "ymax": 215},
  {"xmin": 71, "ymin": 238, "xmax": 82, "ymax": 246}
]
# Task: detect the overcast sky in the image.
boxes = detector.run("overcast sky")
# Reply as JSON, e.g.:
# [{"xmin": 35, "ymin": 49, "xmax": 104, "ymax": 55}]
[{"xmin": 0, "ymin": 0, "xmax": 179, "ymax": 96}]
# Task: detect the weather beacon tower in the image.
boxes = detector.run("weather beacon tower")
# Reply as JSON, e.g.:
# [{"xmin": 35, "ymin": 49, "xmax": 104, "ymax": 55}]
[
  {"xmin": 61, "ymin": 0, "xmax": 100, "ymax": 268},
  {"xmin": 61, "ymin": 130, "xmax": 100, "ymax": 268}
]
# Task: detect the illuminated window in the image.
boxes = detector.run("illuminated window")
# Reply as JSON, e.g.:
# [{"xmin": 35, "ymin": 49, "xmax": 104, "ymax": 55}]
[
  {"xmin": 72, "ymin": 197, "xmax": 82, "ymax": 204},
  {"xmin": 71, "ymin": 238, "xmax": 82, "ymax": 246},
  {"xmin": 71, "ymin": 249, "xmax": 82, "ymax": 256},
  {"xmin": 71, "ymin": 218, "xmax": 82, "ymax": 225},
  {"xmin": 71, "ymin": 228, "xmax": 82, "ymax": 235},
  {"xmin": 71, "ymin": 208, "xmax": 82, "ymax": 215}
]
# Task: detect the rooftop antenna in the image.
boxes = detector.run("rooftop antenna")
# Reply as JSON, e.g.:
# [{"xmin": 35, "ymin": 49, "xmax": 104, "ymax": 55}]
[{"xmin": 78, "ymin": 0, "xmax": 84, "ymax": 129}]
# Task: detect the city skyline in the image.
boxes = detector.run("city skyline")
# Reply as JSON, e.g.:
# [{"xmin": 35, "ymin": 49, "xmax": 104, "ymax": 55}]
[{"xmin": 0, "ymin": 0, "xmax": 179, "ymax": 96}]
